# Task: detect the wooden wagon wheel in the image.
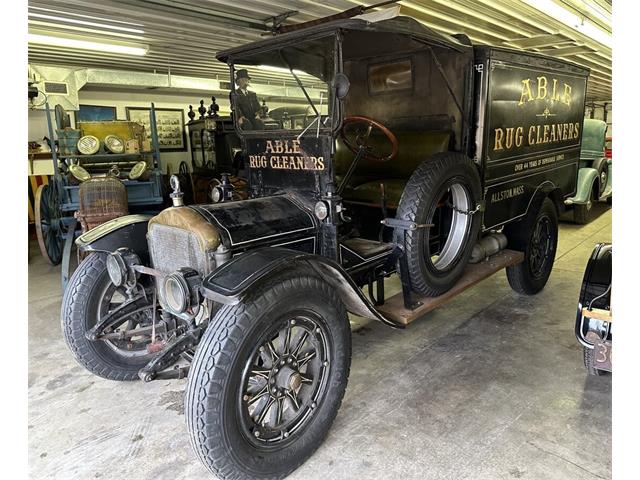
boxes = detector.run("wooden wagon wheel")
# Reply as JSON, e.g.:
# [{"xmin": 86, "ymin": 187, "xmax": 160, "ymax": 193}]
[{"xmin": 35, "ymin": 183, "xmax": 64, "ymax": 265}]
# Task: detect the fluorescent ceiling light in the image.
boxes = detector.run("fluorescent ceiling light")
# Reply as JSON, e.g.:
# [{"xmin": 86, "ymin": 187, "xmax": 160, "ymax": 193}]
[
  {"xmin": 29, "ymin": 13, "xmax": 145, "ymax": 34},
  {"xmin": 522, "ymin": 0, "xmax": 611, "ymax": 48},
  {"xmin": 28, "ymin": 33, "xmax": 148, "ymax": 55},
  {"xmin": 256, "ymin": 65, "xmax": 308, "ymax": 76},
  {"xmin": 29, "ymin": 6, "xmax": 144, "ymax": 27}
]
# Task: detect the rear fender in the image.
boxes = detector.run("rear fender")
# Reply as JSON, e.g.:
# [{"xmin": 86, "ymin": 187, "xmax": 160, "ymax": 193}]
[
  {"xmin": 200, "ymin": 247, "xmax": 404, "ymax": 328},
  {"xmin": 565, "ymin": 168, "xmax": 598, "ymax": 205},
  {"xmin": 75, "ymin": 214, "xmax": 151, "ymax": 263},
  {"xmin": 520, "ymin": 181, "xmax": 562, "ymax": 220}
]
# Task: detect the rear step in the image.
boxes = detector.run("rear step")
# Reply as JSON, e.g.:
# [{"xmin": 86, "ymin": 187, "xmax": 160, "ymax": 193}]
[{"xmin": 375, "ymin": 249, "xmax": 524, "ymax": 325}]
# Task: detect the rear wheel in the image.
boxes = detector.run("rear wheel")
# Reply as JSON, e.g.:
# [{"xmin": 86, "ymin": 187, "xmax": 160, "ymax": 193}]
[
  {"xmin": 505, "ymin": 197, "xmax": 558, "ymax": 295},
  {"xmin": 573, "ymin": 186, "xmax": 597, "ymax": 224},
  {"xmin": 395, "ymin": 152, "xmax": 482, "ymax": 296},
  {"xmin": 186, "ymin": 269, "xmax": 351, "ymax": 480}
]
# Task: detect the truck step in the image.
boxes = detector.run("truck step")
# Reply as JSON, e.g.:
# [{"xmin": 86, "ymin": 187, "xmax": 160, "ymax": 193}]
[{"xmin": 375, "ymin": 249, "xmax": 524, "ymax": 325}]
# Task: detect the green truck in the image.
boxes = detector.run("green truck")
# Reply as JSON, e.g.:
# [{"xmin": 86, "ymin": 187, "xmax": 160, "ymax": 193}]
[{"xmin": 565, "ymin": 118, "xmax": 612, "ymax": 223}]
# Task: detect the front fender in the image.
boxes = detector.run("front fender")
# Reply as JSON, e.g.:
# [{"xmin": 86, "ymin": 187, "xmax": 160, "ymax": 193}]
[
  {"xmin": 565, "ymin": 168, "xmax": 598, "ymax": 205},
  {"xmin": 200, "ymin": 247, "xmax": 404, "ymax": 329},
  {"xmin": 76, "ymin": 214, "xmax": 151, "ymax": 263}
]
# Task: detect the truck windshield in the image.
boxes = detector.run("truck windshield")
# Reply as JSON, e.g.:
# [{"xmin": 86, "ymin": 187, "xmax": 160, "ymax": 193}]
[{"xmin": 228, "ymin": 36, "xmax": 335, "ymax": 134}]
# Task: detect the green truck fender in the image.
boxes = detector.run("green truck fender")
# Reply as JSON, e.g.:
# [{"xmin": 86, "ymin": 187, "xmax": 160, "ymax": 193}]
[
  {"xmin": 565, "ymin": 167, "xmax": 599, "ymax": 206},
  {"xmin": 602, "ymin": 160, "xmax": 612, "ymax": 198}
]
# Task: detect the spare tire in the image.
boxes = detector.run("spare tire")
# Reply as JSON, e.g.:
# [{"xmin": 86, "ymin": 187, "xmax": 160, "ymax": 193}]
[{"xmin": 395, "ymin": 152, "xmax": 482, "ymax": 296}]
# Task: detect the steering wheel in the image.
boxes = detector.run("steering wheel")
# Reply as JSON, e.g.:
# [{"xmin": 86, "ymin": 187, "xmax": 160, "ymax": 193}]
[{"xmin": 339, "ymin": 115, "xmax": 398, "ymax": 162}]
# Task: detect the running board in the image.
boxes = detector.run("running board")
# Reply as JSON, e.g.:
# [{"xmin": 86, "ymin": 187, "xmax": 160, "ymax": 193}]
[{"xmin": 375, "ymin": 249, "xmax": 524, "ymax": 325}]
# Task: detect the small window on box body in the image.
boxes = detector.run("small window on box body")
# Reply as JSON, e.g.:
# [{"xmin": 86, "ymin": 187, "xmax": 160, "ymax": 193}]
[{"xmin": 368, "ymin": 59, "xmax": 413, "ymax": 94}]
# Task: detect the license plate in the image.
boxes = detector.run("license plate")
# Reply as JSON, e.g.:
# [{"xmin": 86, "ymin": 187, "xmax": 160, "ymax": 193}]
[{"xmin": 593, "ymin": 339, "xmax": 612, "ymax": 372}]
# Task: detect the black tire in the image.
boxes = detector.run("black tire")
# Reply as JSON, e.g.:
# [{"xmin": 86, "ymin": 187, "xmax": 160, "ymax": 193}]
[
  {"xmin": 395, "ymin": 152, "xmax": 482, "ymax": 296},
  {"xmin": 583, "ymin": 347, "xmax": 605, "ymax": 376},
  {"xmin": 573, "ymin": 186, "xmax": 597, "ymax": 224},
  {"xmin": 505, "ymin": 197, "xmax": 558, "ymax": 295},
  {"xmin": 61, "ymin": 252, "xmax": 154, "ymax": 381},
  {"xmin": 592, "ymin": 157, "xmax": 608, "ymax": 198},
  {"xmin": 185, "ymin": 268, "xmax": 351, "ymax": 480}
]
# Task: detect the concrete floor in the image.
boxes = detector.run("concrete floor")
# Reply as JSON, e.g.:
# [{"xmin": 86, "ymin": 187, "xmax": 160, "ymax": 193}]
[{"xmin": 29, "ymin": 206, "xmax": 612, "ymax": 480}]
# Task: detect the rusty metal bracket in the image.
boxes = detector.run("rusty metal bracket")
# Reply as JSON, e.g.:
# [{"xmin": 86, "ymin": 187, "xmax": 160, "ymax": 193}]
[
  {"xmin": 381, "ymin": 218, "xmax": 434, "ymax": 230},
  {"xmin": 138, "ymin": 327, "xmax": 204, "ymax": 382}
]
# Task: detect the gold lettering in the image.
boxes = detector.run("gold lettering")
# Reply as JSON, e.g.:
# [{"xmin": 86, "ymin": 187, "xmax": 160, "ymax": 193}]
[
  {"xmin": 543, "ymin": 125, "xmax": 550, "ymax": 143},
  {"xmin": 568, "ymin": 123, "xmax": 574, "ymax": 139},
  {"xmin": 562, "ymin": 124, "xmax": 569, "ymax": 141},
  {"xmin": 505, "ymin": 127, "xmax": 514, "ymax": 149},
  {"xmin": 551, "ymin": 78, "xmax": 559, "ymax": 101},
  {"xmin": 292, "ymin": 140, "xmax": 301, "ymax": 154},
  {"xmin": 528, "ymin": 126, "xmax": 536, "ymax": 145},
  {"xmin": 537, "ymin": 76, "xmax": 548, "ymax": 100},
  {"xmin": 519, "ymin": 79, "xmax": 534, "ymax": 106},
  {"xmin": 563, "ymin": 84, "xmax": 572, "ymax": 106},
  {"xmin": 494, "ymin": 128, "xmax": 504, "ymax": 151},
  {"xmin": 515, "ymin": 127, "xmax": 524, "ymax": 147},
  {"xmin": 574, "ymin": 122, "xmax": 580, "ymax": 139},
  {"xmin": 536, "ymin": 125, "xmax": 542, "ymax": 144},
  {"xmin": 317, "ymin": 157, "xmax": 325, "ymax": 170},
  {"xmin": 265, "ymin": 141, "xmax": 274, "ymax": 154},
  {"xmin": 550, "ymin": 124, "xmax": 557, "ymax": 142}
]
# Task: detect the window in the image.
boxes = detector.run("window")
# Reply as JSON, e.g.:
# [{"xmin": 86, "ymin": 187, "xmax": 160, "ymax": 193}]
[{"xmin": 368, "ymin": 59, "xmax": 413, "ymax": 94}]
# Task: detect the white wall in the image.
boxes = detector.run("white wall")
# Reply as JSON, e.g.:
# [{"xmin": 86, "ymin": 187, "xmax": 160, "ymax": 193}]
[
  {"xmin": 28, "ymin": 86, "xmax": 307, "ymax": 173},
  {"xmin": 28, "ymin": 88, "xmax": 233, "ymax": 173}
]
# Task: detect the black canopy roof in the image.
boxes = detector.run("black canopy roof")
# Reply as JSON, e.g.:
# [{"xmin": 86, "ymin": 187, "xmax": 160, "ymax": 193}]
[{"xmin": 216, "ymin": 15, "xmax": 471, "ymax": 64}]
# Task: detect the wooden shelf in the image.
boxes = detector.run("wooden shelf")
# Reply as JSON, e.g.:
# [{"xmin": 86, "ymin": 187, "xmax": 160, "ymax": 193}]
[
  {"xmin": 59, "ymin": 153, "xmax": 152, "ymax": 160},
  {"xmin": 376, "ymin": 249, "xmax": 525, "ymax": 325}
]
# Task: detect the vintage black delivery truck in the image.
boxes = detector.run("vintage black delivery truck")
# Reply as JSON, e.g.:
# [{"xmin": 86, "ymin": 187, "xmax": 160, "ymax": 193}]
[{"xmin": 61, "ymin": 14, "xmax": 589, "ymax": 480}]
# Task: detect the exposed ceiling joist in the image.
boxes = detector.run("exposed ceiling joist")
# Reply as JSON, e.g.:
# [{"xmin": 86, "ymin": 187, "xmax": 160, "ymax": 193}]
[{"xmin": 27, "ymin": 0, "xmax": 612, "ymax": 101}]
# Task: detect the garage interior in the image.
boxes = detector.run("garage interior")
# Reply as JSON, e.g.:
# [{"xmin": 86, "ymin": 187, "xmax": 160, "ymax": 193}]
[{"xmin": 28, "ymin": 1, "xmax": 612, "ymax": 479}]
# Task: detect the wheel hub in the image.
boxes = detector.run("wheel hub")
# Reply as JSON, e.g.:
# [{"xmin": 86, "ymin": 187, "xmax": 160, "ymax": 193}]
[
  {"xmin": 239, "ymin": 315, "xmax": 330, "ymax": 444},
  {"xmin": 271, "ymin": 361, "xmax": 300, "ymax": 391}
]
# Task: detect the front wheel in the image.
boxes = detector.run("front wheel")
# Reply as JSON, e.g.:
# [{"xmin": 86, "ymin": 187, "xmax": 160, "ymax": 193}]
[
  {"xmin": 583, "ymin": 347, "xmax": 606, "ymax": 376},
  {"xmin": 185, "ymin": 268, "xmax": 351, "ymax": 480},
  {"xmin": 505, "ymin": 197, "xmax": 558, "ymax": 295},
  {"xmin": 61, "ymin": 252, "xmax": 156, "ymax": 380}
]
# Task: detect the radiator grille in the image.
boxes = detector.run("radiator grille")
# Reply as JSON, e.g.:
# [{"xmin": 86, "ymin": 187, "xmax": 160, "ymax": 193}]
[{"xmin": 148, "ymin": 223, "xmax": 211, "ymax": 275}]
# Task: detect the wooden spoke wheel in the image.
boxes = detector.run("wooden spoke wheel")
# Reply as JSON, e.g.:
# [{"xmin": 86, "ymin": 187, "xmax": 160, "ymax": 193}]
[{"xmin": 35, "ymin": 183, "xmax": 64, "ymax": 265}]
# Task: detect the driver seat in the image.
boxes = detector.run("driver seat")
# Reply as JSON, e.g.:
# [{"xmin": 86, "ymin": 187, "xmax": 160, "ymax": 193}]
[{"xmin": 335, "ymin": 130, "xmax": 452, "ymax": 208}]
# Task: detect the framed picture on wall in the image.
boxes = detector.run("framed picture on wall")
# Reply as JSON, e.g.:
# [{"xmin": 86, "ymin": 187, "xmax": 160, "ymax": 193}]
[
  {"xmin": 77, "ymin": 105, "xmax": 117, "ymax": 122},
  {"xmin": 126, "ymin": 107, "xmax": 187, "ymax": 152}
]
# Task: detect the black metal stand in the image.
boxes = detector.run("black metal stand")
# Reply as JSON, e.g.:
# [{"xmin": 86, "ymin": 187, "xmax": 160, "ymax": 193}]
[{"xmin": 381, "ymin": 218, "xmax": 432, "ymax": 310}]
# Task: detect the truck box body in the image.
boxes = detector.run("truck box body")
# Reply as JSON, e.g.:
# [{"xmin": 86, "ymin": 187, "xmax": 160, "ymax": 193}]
[{"xmin": 472, "ymin": 46, "xmax": 590, "ymax": 230}]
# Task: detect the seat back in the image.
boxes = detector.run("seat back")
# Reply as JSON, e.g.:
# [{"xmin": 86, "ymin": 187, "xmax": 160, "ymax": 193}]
[{"xmin": 335, "ymin": 130, "xmax": 451, "ymax": 187}]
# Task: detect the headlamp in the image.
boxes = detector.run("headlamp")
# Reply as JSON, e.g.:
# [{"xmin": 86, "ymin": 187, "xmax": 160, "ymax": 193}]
[
  {"xmin": 211, "ymin": 185, "xmax": 223, "ymax": 203},
  {"xmin": 314, "ymin": 201, "xmax": 329, "ymax": 220},
  {"xmin": 106, "ymin": 248, "xmax": 140, "ymax": 288},
  {"xmin": 162, "ymin": 268, "xmax": 201, "ymax": 315}
]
